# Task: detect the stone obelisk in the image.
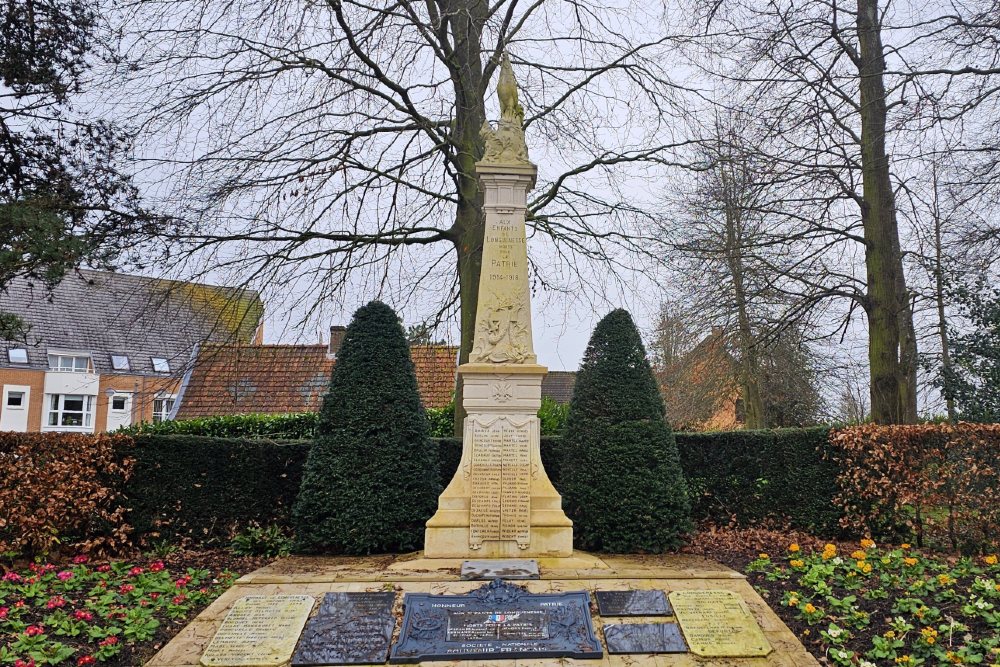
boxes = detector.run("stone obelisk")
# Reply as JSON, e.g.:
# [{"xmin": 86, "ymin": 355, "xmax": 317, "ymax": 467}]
[{"xmin": 424, "ymin": 54, "xmax": 573, "ymax": 559}]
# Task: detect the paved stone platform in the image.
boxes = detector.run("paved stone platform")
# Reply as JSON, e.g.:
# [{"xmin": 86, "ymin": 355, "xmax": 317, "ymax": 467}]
[{"xmin": 146, "ymin": 552, "xmax": 818, "ymax": 667}]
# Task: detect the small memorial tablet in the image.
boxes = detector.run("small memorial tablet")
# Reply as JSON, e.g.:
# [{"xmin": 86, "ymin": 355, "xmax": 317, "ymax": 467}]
[
  {"xmin": 200, "ymin": 595, "xmax": 315, "ymax": 667},
  {"xmin": 460, "ymin": 559, "xmax": 539, "ymax": 580},
  {"xmin": 389, "ymin": 579, "xmax": 602, "ymax": 663},
  {"xmin": 603, "ymin": 623, "xmax": 687, "ymax": 654},
  {"xmin": 291, "ymin": 592, "xmax": 396, "ymax": 666},
  {"xmin": 669, "ymin": 590, "xmax": 772, "ymax": 657},
  {"xmin": 595, "ymin": 590, "xmax": 671, "ymax": 616}
]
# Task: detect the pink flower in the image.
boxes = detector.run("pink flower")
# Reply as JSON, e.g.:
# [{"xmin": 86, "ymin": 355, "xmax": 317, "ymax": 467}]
[
  {"xmin": 77, "ymin": 656, "xmax": 96, "ymax": 667},
  {"xmin": 14, "ymin": 599, "xmax": 26, "ymax": 608},
  {"xmin": 148, "ymin": 561, "xmax": 165, "ymax": 572},
  {"xmin": 118, "ymin": 584, "xmax": 134, "ymax": 595},
  {"xmin": 2, "ymin": 572, "xmax": 23, "ymax": 583},
  {"xmin": 149, "ymin": 592, "xmax": 160, "ymax": 600},
  {"xmin": 57, "ymin": 571, "xmax": 73, "ymax": 581},
  {"xmin": 128, "ymin": 566, "xmax": 143, "ymax": 576},
  {"xmin": 172, "ymin": 594, "xmax": 186, "ymax": 605},
  {"xmin": 73, "ymin": 610, "xmax": 94, "ymax": 622},
  {"xmin": 14, "ymin": 659, "xmax": 35, "ymax": 667},
  {"xmin": 198, "ymin": 587, "xmax": 209, "ymax": 595},
  {"xmin": 99, "ymin": 636, "xmax": 119, "ymax": 647},
  {"xmin": 46, "ymin": 596, "xmax": 66, "ymax": 609},
  {"xmin": 175, "ymin": 575, "xmax": 192, "ymax": 588},
  {"xmin": 24, "ymin": 625, "xmax": 44, "ymax": 637},
  {"xmin": 0, "ymin": 607, "xmax": 8, "ymax": 619},
  {"xmin": 97, "ymin": 565, "xmax": 111, "ymax": 573},
  {"xmin": 72, "ymin": 555, "xmax": 89, "ymax": 565}
]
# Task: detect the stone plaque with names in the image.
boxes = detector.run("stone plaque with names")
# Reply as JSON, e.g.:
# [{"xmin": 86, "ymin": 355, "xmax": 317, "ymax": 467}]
[
  {"xmin": 603, "ymin": 623, "xmax": 687, "ymax": 654},
  {"xmin": 291, "ymin": 592, "xmax": 395, "ymax": 666},
  {"xmin": 468, "ymin": 419, "xmax": 531, "ymax": 550},
  {"xmin": 595, "ymin": 590, "xmax": 672, "ymax": 616},
  {"xmin": 389, "ymin": 579, "xmax": 602, "ymax": 663},
  {"xmin": 669, "ymin": 590, "xmax": 773, "ymax": 657},
  {"xmin": 460, "ymin": 559, "xmax": 539, "ymax": 580},
  {"xmin": 200, "ymin": 596, "xmax": 315, "ymax": 667}
]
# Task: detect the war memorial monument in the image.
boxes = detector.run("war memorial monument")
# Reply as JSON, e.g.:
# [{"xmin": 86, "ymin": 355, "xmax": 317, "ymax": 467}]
[{"xmin": 147, "ymin": 55, "xmax": 817, "ymax": 667}]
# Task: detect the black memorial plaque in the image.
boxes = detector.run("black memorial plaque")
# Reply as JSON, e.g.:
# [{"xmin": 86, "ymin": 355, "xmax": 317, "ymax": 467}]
[
  {"xmin": 603, "ymin": 623, "xmax": 687, "ymax": 654},
  {"xmin": 595, "ymin": 590, "xmax": 672, "ymax": 616},
  {"xmin": 291, "ymin": 592, "xmax": 396, "ymax": 666},
  {"xmin": 389, "ymin": 579, "xmax": 603, "ymax": 663}
]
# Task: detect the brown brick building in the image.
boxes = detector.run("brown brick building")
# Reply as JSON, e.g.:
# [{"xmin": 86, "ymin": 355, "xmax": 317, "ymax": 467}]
[{"xmin": 0, "ymin": 270, "xmax": 262, "ymax": 433}]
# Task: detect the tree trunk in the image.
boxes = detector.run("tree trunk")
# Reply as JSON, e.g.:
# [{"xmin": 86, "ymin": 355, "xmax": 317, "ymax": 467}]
[
  {"xmin": 447, "ymin": 0, "xmax": 489, "ymax": 435},
  {"xmin": 856, "ymin": 0, "xmax": 908, "ymax": 424},
  {"xmin": 931, "ymin": 166, "xmax": 957, "ymax": 421}
]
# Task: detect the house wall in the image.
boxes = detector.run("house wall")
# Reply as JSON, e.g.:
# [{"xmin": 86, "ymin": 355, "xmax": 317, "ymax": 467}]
[{"xmin": 0, "ymin": 368, "xmax": 179, "ymax": 433}]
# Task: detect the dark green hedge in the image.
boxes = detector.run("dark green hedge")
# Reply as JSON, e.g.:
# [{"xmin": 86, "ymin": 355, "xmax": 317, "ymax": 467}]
[
  {"xmin": 123, "ymin": 435, "xmax": 310, "ymax": 544},
  {"xmin": 676, "ymin": 427, "xmax": 842, "ymax": 534},
  {"xmin": 121, "ymin": 428, "xmax": 843, "ymax": 546}
]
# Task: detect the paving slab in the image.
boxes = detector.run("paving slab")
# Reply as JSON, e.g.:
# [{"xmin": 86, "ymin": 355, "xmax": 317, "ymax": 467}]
[{"xmin": 146, "ymin": 552, "xmax": 818, "ymax": 667}]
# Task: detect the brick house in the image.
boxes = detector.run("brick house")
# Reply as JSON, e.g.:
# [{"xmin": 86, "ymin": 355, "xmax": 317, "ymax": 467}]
[
  {"xmin": 659, "ymin": 326, "xmax": 744, "ymax": 431},
  {"xmin": 0, "ymin": 270, "xmax": 263, "ymax": 433}
]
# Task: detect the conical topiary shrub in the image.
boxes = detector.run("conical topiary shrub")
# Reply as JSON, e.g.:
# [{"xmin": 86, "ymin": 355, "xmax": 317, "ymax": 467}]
[
  {"xmin": 560, "ymin": 309, "xmax": 692, "ymax": 552},
  {"xmin": 291, "ymin": 301, "xmax": 440, "ymax": 553}
]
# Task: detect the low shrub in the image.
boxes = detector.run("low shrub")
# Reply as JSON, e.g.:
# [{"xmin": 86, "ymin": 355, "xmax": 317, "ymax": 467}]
[
  {"xmin": 230, "ymin": 524, "xmax": 293, "ymax": 558},
  {"xmin": 831, "ymin": 422, "xmax": 1000, "ymax": 552},
  {"xmin": 0, "ymin": 432, "xmax": 135, "ymax": 557},
  {"xmin": 127, "ymin": 412, "xmax": 320, "ymax": 439}
]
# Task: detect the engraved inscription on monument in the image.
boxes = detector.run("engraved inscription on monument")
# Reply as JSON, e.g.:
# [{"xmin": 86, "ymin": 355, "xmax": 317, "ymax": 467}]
[
  {"xmin": 468, "ymin": 418, "xmax": 531, "ymax": 550},
  {"xmin": 595, "ymin": 590, "xmax": 672, "ymax": 616},
  {"xmin": 603, "ymin": 623, "xmax": 687, "ymax": 654},
  {"xmin": 669, "ymin": 590, "xmax": 773, "ymax": 657},
  {"xmin": 200, "ymin": 596, "xmax": 315, "ymax": 667},
  {"xmin": 291, "ymin": 592, "xmax": 396, "ymax": 666},
  {"xmin": 389, "ymin": 579, "xmax": 602, "ymax": 663},
  {"xmin": 460, "ymin": 559, "xmax": 539, "ymax": 580}
]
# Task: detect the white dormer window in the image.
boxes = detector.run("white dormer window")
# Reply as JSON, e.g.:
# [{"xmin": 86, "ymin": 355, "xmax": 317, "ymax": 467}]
[
  {"xmin": 48, "ymin": 354, "xmax": 93, "ymax": 373},
  {"xmin": 151, "ymin": 357, "xmax": 170, "ymax": 373},
  {"xmin": 7, "ymin": 348, "xmax": 28, "ymax": 364},
  {"xmin": 110, "ymin": 355, "xmax": 131, "ymax": 371}
]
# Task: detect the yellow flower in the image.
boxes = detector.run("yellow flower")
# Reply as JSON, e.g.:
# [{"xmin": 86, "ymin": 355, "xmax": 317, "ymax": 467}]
[
  {"xmin": 852, "ymin": 550, "xmax": 868, "ymax": 560},
  {"xmin": 804, "ymin": 603, "xmax": 816, "ymax": 614},
  {"xmin": 896, "ymin": 656, "xmax": 912, "ymax": 665},
  {"xmin": 790, "ymin": 559, "xmax": 805, "ymax": 568},
  {"xmin": 861, "ymin": 538, "xmax": 875, "ymax": 549},
  {"xmin": 759, "ymin": 553, "xmax": 769, "ymax": 560},
  {"xmin": 856, "ymin": 559, "xmax": 867, "ymax": 569},
  {"xmin": 985, "ymin": 555, "xmax": 998, "ymax": 565},
  {"xmin": 863, "ymin": 563, "xmax": 873, "ymax": 574},
  {"xmin": 884, "ymin": 630, "xmax": 897, "ymax": 639},
  {"xmin": 921, "ymin": 627, "xmax": 938, "ymax": 644},
  {"xmin": 882, "ymin": 557, "xmax": 891, "ymax": 564},
  {"xmin": 904, "ymin": 557, "xmax": 918, "ymax": 566},
  {"xmin": 901, "ymin": 543, "xmax": 911, "ymax": 549},
  {"xmin": 995, "ymin": 584, "xmax": 1000, "ymax": 592},
  {"xmin": 938, "ymin": 574, "xmax": 953, "ymax": 586},
  {"xmin": 788, "ymin": 597, "xmax": 799, "ymax": 607},
  {"xmin": 789, "ymin": 543, "xmax": 801, "ymax": 553}
]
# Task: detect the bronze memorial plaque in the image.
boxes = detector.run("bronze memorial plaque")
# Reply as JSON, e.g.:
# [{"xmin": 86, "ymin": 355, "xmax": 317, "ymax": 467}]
[
  {"xmin": 200, "ymin": 595, "xmax": 315, "ymax": 667},
  {"xmin": 669, "ymin": 590, "xmax": 772, "ymax": 657},
  {"xmin": 469, "ymin": 418, "xmax": 531, "ymax": 549}
]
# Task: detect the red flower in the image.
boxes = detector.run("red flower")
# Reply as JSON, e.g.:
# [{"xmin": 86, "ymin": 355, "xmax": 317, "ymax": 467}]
[
  {"xmin": 77, "ymin": 656, "xmax": 96, "ymax": 667},
  {"xmin": 118, "ymin": 584, "xmax": 135, "ymax": 595},
  {"xmin": 175, "ymin": 575, "xmax": 192, "ymax": 588},
  {"xmin": 14, "ymin": 599, "xmax": 26, "ymax": 608},
  {"xmin": 172, "ymin": 594, "xmax": 186, "ymax": 605},
  {"xmin": 57, "ymin": 571, "xmax": 73, "ymax": 581},
  {"xmin": 149, "ymin": 561, "xmax": 165, "ymax": 572},
  {"xmin": 3, "ymin": 572, "xmax": 23, "ymax": 583},
  {"xmin": 97, "ymin": 565, "xmax": 111, "ymax": 573},
  {"xmin": 128, "ymin": 566, "xmax": 143, "ymax": 576},
  {"xmin": 0, "ymin": 606, "xmax": 8, "ymax": 619},
  {"xmin": 73, "ymin": 610, "xmax": 94, "ymax": 622},
  {"xmin": 198, "ymin": 587, "xmax": 209, "ymax": 594},
  {"xmin": 149, "ymin": 592, "xmax": 160, "ymax": 600},
  {"xmin": 46, "ymin": 596, "xmax": 66, "ymax": 609},
  {"xmin": 14, "ymin": 659, "xmax": 35, "ymax": 667},
  {"xmin": 139, "ymin": 599, "xmax": 149, "ymax": 607},
  {"xmin": 72, "ymin": 555, "xmax": 89, "ymax": 565},
  {"xmin": 24, "ymin": 625, "xmax": 44, "ymax": 637},
  {"xmin": 99, "ymin": 636, "xmax": 119, "ymax": 647}
]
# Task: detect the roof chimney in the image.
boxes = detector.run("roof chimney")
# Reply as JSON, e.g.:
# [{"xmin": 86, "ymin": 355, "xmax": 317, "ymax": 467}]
[{"xmin": 329, "ymin": 325, "xmax": 347, "ymax": 357}]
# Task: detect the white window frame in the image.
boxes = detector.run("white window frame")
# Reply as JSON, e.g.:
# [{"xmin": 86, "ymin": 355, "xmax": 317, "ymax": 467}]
[
  {"xmin": 151, "ymin": 357, "xmax": 170, "ymax": 373},
  {"xmin": 7, "ymin": 348, "xmax": 28, "ymax": 364},
  {"xmin": 6, "ymin": 390, "xmax": 25, "ymax": 407},
  {"xmin": 47, "ymin": 354, "xmax": 93, "ymax": 373},
  {"xmin": 152, "ymin": 394, "xmax": 177, "ymax": 423},
  {"xmin": 110, "ymin": 355, "xmax": 131, "ymax": 371},
  {"xmin": 45, "ymin": 394, "xmax": 95, "ymax": 430}
]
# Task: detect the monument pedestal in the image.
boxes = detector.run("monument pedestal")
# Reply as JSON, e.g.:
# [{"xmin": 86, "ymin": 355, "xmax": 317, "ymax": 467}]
[{"xmin": 424, "ymin": 363, "xmax": 573, "ymax": 558}]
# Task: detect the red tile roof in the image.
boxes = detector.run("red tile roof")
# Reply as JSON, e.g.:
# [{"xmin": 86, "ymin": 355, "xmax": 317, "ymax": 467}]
[{"xmin": 174, "ymin": 343, "xmax": 457, "ymax": 418}]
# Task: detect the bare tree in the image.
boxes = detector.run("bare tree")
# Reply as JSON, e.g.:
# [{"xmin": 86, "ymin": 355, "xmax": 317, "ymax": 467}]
[{"xmin": 111, "ymin": 0, "xmax": 695, "ymax": 430}]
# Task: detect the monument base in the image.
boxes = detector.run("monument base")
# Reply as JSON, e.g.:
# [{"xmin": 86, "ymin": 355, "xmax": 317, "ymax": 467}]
[{"xmin": 424, "ymin": 363, "xmax": 574, "ymax": 559}]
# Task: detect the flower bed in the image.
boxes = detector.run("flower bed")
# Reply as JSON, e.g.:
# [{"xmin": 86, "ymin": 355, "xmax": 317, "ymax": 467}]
[
  {"xmin": 0, "ymin": 557, "xmax": 235, "ymax": 666},
  {"xmin": 748, "ymin": 542, "xmax": 1000, "ymax": 666}
]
